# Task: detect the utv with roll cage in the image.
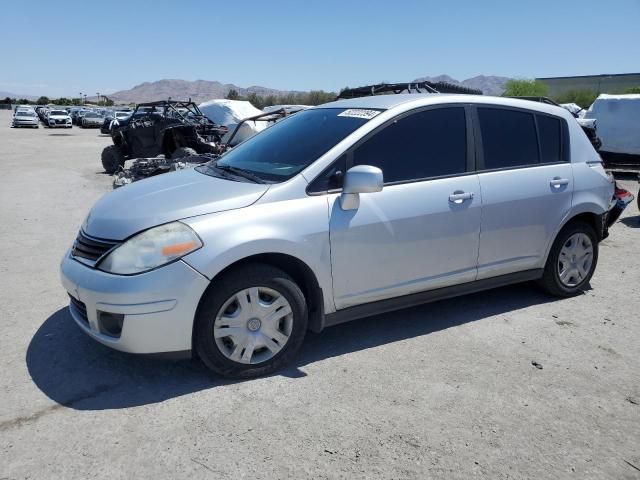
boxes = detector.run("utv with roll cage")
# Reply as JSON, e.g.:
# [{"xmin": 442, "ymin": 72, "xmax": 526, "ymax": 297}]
[
  {"xmin": 111, "ymin": 107, "xmax": 302, "ymax": 188},
  {"xmin": 101, "ymin": 100, "xmax": 228, "ymax": 174}
]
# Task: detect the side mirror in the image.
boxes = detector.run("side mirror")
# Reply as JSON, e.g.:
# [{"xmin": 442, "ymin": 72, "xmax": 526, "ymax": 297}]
[{"xmin": 340, "ymin": 165, "xmax": 383, "ymax": 210}]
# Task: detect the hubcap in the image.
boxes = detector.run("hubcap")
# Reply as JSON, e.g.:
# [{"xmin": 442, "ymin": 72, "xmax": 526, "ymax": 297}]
[
  {"xmin": 213, "ymin": 287, "xmax": 293, "ymax": 365},
  {"xmin": 557, "ymin": 233, "xmax": 593, "ymax": 287}
]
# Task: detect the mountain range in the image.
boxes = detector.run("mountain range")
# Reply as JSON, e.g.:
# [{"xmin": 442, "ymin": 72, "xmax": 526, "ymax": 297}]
[
  {"xmin": 90, "ymin": 80, "xmax": 303, "ymax": 104},
  {"xmin": 99, "ymin": 75, "xmax": 510, "ymax": 103},
  {"xmin": 2, "ymin": 75, "xmax": 510, "ymax": 103},
  {"xmin": 412, "ymin": 75, "xmax": 510, "ymax": 96}
]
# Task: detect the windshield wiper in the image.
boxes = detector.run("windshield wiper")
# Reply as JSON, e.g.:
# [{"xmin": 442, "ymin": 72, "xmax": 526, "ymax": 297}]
[{"xmin": 215, "ymin": 164, "xmax": 265, "ymax": 184}]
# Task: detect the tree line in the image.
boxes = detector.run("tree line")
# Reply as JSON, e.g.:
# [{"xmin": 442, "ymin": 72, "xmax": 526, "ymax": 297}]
[
  {"xmin": 225, "ymin": 89, "xmax": 337, "ymax": 108},
  {"xmin": 502, "ymin": 79, "xmax": 640, "ymax": 108},
  {"xmin": 1, "ymin": 96, "xmax": 114, "ymax": 106}
]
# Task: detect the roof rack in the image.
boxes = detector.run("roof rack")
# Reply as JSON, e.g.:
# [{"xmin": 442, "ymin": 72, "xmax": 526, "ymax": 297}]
[{"xmin": 336, "ymin": 81, "xmax": 483, "ymax": 100}]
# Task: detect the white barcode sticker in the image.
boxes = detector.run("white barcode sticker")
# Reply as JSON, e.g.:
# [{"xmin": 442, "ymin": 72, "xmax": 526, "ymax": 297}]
[{"xmin": 338, "ymin": 109, "xmax": 381, "ymax": 120}]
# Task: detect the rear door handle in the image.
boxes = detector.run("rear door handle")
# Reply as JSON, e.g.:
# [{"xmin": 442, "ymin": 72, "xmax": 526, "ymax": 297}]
[
  {"xmin": 449, "ymin": 191, "xmax": 474, "ymax": 203},
  {"xmin": 550, "ymin": 177, "xmax": 569, "ymax": 188}
]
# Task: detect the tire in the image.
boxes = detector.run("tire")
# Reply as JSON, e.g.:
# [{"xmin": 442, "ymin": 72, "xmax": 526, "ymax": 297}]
[
  {"xmin": 101, "ymin": 145, "xmax": 125, "ymax": 174},
  {"xmin": 170, "ymin": 147, "xmax": 197, "ymax": 160},
  {"xmin": 194, "ymin": 264, "xmax": 308, "ymax": 378},
  {"xmin": 538, "ymin": 221, "xmax": 598, "ymax": 297}
]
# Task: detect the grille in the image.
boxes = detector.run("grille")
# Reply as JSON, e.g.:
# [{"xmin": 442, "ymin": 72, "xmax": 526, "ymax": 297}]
[
  {"xmin": 71, "ymin": 230, "xmax": 120, "ymax": 263},
  {"xmin": 69, "ymin": 295, "xmax": 89, "ymax": 324}
]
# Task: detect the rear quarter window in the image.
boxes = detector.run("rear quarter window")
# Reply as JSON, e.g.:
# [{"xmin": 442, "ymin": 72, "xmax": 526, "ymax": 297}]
[{"xmin": 536, "ymin": 114, "xmax": 562, "ymax": 164}]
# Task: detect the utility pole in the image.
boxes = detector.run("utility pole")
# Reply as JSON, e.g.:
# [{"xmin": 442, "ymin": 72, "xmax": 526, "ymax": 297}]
[
  {"xmin": 96, "ymin": 92, "xmax": 100, "ymax": 105},
  {"xmin": 79, "ymin": 92, "xmax": 83, "ymax": 105}
]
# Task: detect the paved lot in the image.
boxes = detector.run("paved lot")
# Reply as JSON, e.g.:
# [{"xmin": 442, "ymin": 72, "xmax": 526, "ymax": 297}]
[{"xmin": 0, "ymin": 109, "xmax": 639, "ymax": 479}]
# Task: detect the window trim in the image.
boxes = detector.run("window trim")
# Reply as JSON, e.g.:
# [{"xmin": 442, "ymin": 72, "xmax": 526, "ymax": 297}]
[
  {"xmin": 472, "ymin": 104, "xmax": 570, "ymax": 173},
  {"xmin": 306, "ymin": 103, "xmax": 474, "ymax": 195}
]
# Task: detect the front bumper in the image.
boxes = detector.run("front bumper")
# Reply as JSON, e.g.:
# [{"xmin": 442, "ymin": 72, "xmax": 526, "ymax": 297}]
[
  {"xmin": 13, "ymin": 121, "xmax": 38, "ymax": 127},
  {"xmin": 60, "ymin": 250, "xmax": 210, "ymax": 354},
  {"xmin": 49, "ymin": 122, "xmax": 72, "ymax": 127}
]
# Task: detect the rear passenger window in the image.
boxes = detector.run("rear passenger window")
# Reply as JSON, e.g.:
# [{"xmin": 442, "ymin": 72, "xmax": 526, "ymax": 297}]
[
  {"xmin": 352, "ymin": 107, "xmax": 466, "ymax": 183},
  {"xmin": 478, "ymin": 108, "xmax": 539, "ymax": 169},
  {"xmin": 536, "ymin": 115, "xmax": 562, "ymax": 163}
]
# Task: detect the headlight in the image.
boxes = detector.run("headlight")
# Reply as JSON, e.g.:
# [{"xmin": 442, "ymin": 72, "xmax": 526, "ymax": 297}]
[{"xmin": 99, "ymin": 222, "xmax": 202, "ymax": 275}]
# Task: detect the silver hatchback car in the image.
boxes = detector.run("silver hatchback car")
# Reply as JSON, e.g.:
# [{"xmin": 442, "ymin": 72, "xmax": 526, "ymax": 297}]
[{"xmin": 61, "ymin": 94, "xmax": 614, "ymax": 377}]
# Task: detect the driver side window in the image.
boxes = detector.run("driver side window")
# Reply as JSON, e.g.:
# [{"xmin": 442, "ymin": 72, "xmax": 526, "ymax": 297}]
[{"xmin": 352, "ymin": 107, "xmax": 467, "ymax": 184}]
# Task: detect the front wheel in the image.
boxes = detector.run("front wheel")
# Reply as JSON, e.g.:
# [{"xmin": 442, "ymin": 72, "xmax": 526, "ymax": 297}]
[
  {"xmin": 538, "ymin": 221, "xmax": 598, "ymax": 297},
  {"xmin": 101, "ymin": 145, "xmax": 125, "ymax": 174},
  {"xmin": 194, "ymin": 264, "xmax": 308, "ymax": 378}
]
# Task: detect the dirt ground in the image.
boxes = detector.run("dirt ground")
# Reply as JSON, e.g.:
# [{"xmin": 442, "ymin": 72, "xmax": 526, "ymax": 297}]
[{"xmin": 0, "ymin": 109, "xmax": 638, "ymax": 480}]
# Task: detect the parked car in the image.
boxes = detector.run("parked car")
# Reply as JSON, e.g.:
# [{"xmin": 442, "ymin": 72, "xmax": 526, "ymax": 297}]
[
  {"xmin": 61, "ymin": 94, "xmax": 615, "ymax": 378},
  {"xmin": 81, "ymin": 112, "xmax": 104, "ymax": 128},
  {"xmin": 12, "ymin": 110, "xmax": 39, "ymax": 128},
  {"xmin": 100, "ymin": 111, "xmax": 131, "ymax": 134},
  {"xmin": 73, "ymin": 109, "xmax": 91, "ymax": 125},
  {"xmin": 36, "ymin": 106, "xmax": 49, "ymax": 122},
  {"xmin": 46, "ymin": 109, "xmax": 72, "ymax": 128}
]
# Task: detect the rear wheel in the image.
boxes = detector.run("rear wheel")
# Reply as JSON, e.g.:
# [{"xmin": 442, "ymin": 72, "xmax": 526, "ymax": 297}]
[
  {"xmin": 538, "ymin": 221, "xmax": 598, "ymax": 297},
  {"xmin": 195, "ymin": 264, "xmax": 308, "ymax": 378},
  {"xmin": 101, "ymin": 145, "xmax": 125, "ymax": 174}
]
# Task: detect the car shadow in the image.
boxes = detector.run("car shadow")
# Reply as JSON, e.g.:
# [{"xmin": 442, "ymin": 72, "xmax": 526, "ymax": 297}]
[
  {"xmin": 620, "ymin": 215, "xmax": 639, "ymax": 228},
  {"xmin": 27, "ymin": 282, "xmax": 554, "ymax": 411}
]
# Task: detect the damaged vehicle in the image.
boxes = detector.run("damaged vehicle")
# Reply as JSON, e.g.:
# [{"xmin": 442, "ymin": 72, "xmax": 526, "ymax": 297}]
[
  {"xmin": 101, "ymin": 100, "xmax": 228, "ymax": 174},
  {"xmin": 62, "ymin": 93, "xmax": 617, "ymax": 378},
  {"xmin": 112, "ymin": 108, "xmax": 297, "ymax": 188},
  {"xmin": 584, "ymin": 94, "xmax": 640, "ymax": 171}
]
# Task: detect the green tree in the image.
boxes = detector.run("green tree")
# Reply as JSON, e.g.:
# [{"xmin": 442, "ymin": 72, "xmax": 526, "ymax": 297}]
[
  {"xmin": 624, "ymin": 86, "xmax": 640, "ymax": 94},
  {"xmin": 226, "ymin": 89, "xmax": 240, "ymax": 100},
  {"xmin": 36, "ymin": 96, "xmax": 50, "ymax": 105},
  {"xmin": 502, "ymin": 79, "xmax": 548, "ymax": 97},
  {"xmin": 1, "ymin": 97, "xmax": 11, "ymax": 104},
  {"xmin": 245, "ymin": 92, "xmax": 263, "ymax": 109},
  {"xmin": 18, "ymin": 98, "xmax": 30, "ymax": 104}
]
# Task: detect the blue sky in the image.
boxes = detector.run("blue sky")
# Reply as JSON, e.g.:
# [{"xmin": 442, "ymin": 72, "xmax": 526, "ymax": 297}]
[{"xmin": 1, "ymin": 0, "xmax": 639, "ymax": 97}]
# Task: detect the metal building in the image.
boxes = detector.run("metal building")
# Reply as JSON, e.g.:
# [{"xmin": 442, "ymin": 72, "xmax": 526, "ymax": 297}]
[{"xmin": 536, "ymin": 73, "xmax": 640, "ymax": 96}]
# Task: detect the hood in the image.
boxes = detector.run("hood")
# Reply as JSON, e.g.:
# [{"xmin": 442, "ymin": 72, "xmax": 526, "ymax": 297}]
[
  {"xmin": 49, "ymin": 114, "xmax": 70, "ymax": 119},
  {"xmin": 83, "ymin": 168, "xmax": 269, "ymax": 239}
]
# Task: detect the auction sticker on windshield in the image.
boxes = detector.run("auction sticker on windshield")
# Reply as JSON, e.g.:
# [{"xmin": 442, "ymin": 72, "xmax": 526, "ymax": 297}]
[{"xmin": 338, "ymin": 109, "xmax": 381, "ymax": 120}]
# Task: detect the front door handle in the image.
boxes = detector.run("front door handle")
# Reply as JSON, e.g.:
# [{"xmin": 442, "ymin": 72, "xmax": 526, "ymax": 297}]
[
  {"xmin": 449, "ymin": 191, "xmax": 474, "ymax": 204},
  {"xmin": 550, "ymin": 177, "xmax": 570, "ymax": 188}
]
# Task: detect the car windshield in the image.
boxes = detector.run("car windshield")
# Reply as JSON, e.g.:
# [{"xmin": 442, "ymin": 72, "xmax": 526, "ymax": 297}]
[
  {"xmin": 50, "ymin": 110, "xmax": 67, "ymax": 115},
  {"xmin": 85, "ymin": 113, "xmax": 100, "ymax": 118},
  {"xmin": 197, "ymin": 108, "xmax": 379, "ymax": 182},
  {"xmin": 17, "ymin": 111, "xmax": 35, "ymax": 117},
  {"xmin": 115, "ymin": 112, "xmax": 129, "ymax": 118}
]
